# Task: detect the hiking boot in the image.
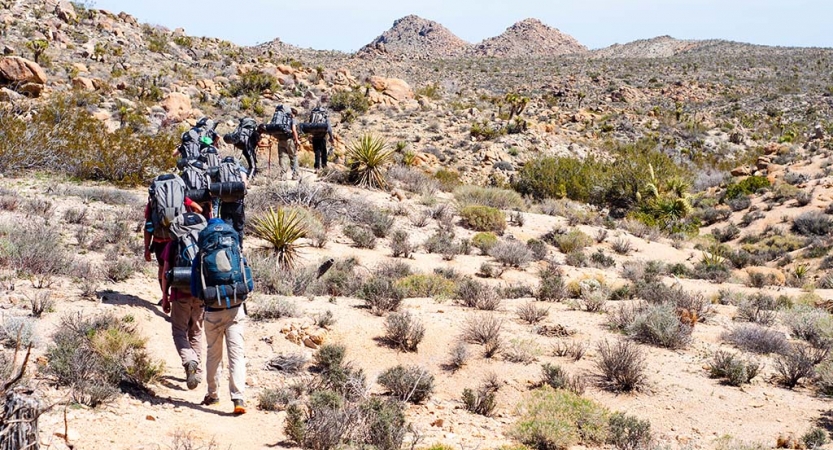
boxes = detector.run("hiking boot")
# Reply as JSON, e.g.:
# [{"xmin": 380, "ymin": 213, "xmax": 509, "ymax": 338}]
[
  {"xmin": 184, "ymin": 360, "xmax": 200, "ymax": 390},
  {"xmin": 201, "ymin": 394, "xmax": 219, "ymax": 406},
  {"xmin": 232, "ymin": 399, "xmax": 246, "ymax": 415}
]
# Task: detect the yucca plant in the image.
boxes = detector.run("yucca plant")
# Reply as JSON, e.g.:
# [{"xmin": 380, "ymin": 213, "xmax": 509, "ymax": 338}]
[
  {"xmin": 252, "ymin": 207, "xmax": 307, "ymax": 269},
  {"xmin": 347, "ymin": 134, "xmax": 393, "ymax": 189}
]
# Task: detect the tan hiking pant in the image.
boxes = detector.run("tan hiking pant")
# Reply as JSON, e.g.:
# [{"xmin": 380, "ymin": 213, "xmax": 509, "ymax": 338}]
[
  {"xmin": 277, "ymin": 139, "xmax": 298, "ymax": 177},
  {"xmin": 170, "ymin": 296, "xmax": 204, "ymax": 375},
  {"xmin": 204, "ymin": 306, "xmax": 246, "ymax": 401}
]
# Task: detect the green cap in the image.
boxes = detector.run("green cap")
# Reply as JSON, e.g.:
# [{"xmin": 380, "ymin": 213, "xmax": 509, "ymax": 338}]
[{"xmin": 199, "ymin": 135, "xmax": 213, "ymax": 146}]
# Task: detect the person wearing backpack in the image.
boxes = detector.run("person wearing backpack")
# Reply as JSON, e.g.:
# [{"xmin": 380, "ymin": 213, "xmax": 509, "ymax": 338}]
[
  {"xmin": 260, "ymin": 104, "xmax": 301, "ymax": 180},
  {"xmin": 180, "ymin": 160, "xmax": 213, "ymax": 220},
  {"xmin": 161, "ymin": 212, "xmax": 207, "ymax": 391},
  {"xmin": 175, "ymin": 118, "xmax": 220, "ymax": 167},
  {"xmin": 144, "ymin": 174, "xmax": 204, "ymax": 304},
  {"xmin": 214, "ymin": 156, "xmax": 249, "ymax": 247},
  {"xmin": 301, "ymin": 105, "xmax": 335, "ymax": 172},
  {"xmin": 190, "ymin": 218, "xmax": 253, "ymax": 414},
  {"xmin": 222, "ymin": 117, "xmax": 261, "ymax": 179}
]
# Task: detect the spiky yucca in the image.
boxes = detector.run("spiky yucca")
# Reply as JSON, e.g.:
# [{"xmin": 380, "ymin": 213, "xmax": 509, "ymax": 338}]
[
  {"xmin": 347, "ymin": 134, "xmax": 393, "ymax": 189},
  {"xmin": 252, "ymin": 207, "xmax": 307, "ymax": 269}
]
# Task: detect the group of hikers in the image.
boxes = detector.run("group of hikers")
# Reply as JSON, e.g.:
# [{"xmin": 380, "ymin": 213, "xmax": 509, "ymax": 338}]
[{"xmin": 141, "ymin": 103, "xmax": 334, "ymax": 414}]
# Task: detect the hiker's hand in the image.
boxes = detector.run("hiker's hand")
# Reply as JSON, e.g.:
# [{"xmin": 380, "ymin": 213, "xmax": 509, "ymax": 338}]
[
  {"xmin": 144, "ymin": 251, "xmax": 152, "ymax": 262},
  {"xmin": 162, "ymin": 298, "xmax": 171, "ymax": 314}
]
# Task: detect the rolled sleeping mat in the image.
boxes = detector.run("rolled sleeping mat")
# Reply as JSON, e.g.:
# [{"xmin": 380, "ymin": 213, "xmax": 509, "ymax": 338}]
[
  {"xmin": 209, "ymin": 182, "xmax": 247, "ymax": 202},
  {"xmin": 298, "ymin": 122, "xmax": 329, "ymax": 136},
  {"xmin": 185, "ymin": 188, "xmax": 212, "ymax": 203},
  {"xmin": 167, "ymin": 267, "xmax": 193, "ymax": 290},
  {"xmin": 261, "ymin": 123, "xmax": 291, "ymax": 137}
]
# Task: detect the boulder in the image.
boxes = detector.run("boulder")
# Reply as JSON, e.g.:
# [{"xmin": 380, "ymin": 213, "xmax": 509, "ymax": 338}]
[
  {"xmin": 71, "ymin": 76, "xmax": 95, "ymax": 91},
  {"xmin": 0, "ymin": 56, "xmax": 48, "ymax": 85},
  {"xmin": 383, "ymin": 78, "xmax": 414, "ymax": 102},
  {"xmin": 18, "ymin": 83, "xmax": 43, "ymax": 98},
  {"xmin": 54, "ymin": 1, "xmax": 77, "ymax": 23},
  {"xmin": 0, "ymin": 87, "xmax": 23, "ymax": 102},
  {"xmin": 730, "ymin": 166, "xmax": 752, "ymax": 177},
  {"xmin": 160, "ymin": 92, "xmax": 192, "ymax": 122}
]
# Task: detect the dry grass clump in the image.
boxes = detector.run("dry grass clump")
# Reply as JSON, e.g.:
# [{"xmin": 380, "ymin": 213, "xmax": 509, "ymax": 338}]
[
  {"xmin": 383, "ymin": 311, "xmax": 425, "ymax": 352},
  {"xmin": 594, "ymin": 339, "xmax": 647, "ymax": 392},
  {"xmin": 461, "ymin": 313, "xmax": 503, "ymax": 358}
]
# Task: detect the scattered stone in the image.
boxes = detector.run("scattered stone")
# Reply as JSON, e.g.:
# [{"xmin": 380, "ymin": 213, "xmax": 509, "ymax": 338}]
[{"xmin": 0, "ymin": 56, "xmax": 48, "ymax": 85}]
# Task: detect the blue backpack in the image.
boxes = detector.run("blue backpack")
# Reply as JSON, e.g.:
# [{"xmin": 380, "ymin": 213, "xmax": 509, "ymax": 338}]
[{"xmin": 191, "ymin": 220, "xmax": 253, "ymax": 309}]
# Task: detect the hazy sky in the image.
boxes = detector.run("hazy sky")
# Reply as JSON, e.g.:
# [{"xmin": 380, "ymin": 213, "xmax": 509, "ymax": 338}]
[{"xmin": 89, "ymin": 0, "xmax": 830, "ymax": 52}]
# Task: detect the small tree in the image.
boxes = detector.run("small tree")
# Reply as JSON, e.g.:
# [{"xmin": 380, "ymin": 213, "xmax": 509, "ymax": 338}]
[{"xmin": 25, "ymin": 39, "xmax": 48, "ymax": 64}]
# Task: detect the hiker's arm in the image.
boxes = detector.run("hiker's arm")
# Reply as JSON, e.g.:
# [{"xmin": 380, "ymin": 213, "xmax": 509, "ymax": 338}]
[
  {"xmin": 143, "ymin": 230, "xmax": 152, "ymax": 262},
  {"xmin": 327, "ymin": 123, "xmax": 334, "ymax": 143},
  {"xmin": 188, "ymin": 200, "xmax": 203, "ymax": 215},
  {"xmin": 292, "ymin": 125, "xmax": 301, "ymax": 146},
  {"xmin": 160, "ymin": 259, "xmax": 171, "ymax": 314}
]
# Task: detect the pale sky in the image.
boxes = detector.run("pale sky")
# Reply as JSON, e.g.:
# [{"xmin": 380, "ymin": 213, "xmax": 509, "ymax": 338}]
[{"xmin": 89, "ymin": 0, "xmax": 830, "ymax": 52}]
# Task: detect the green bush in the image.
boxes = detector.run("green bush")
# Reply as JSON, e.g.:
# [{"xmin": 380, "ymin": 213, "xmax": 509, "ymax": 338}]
[
  {"xmin": 724, "ymin": 176, "xmax": 771, "ymax": 200},
  {"xmin": 395, "ymin": 274, "xmax": 456, "ymax": 300},
  {"xmin": 607, "ymin": 412, "xmax": 653, "ymax": 450},
  {"xmin": 434, "ymin": 169, "xmax": 462, "ymax": 191},
  {"xmin": 0, "ymin": 94, "xmax": 178, "ymax": 186},
  {"xmin": 331, "ymin": 87, "xmax": 369, "ymax": 113},
  {"xmin": 377, "ymin": 365, "xmax": 434, "ymax": 404},
  {"xmin": 514, "ymin": 156, "xmax": 602, "ymax": 202},
  {"xmin": 472, "ymin": 232, "xmax": 499, "ymax": 255},
  {"xmin": 510, "ymin": 386, "xmax": 609, "ymax": 450},
  {"xmin": 227, "ymin": 70, "xmax": 278, "ymax": 97},
  {"xmin": 459, "ymin": 205, "xmax": 506, "ymax": 233},
  {"xmin": 548, "ymin": 230, "xmax": 591, "ymax": 254},
  {"xmin": 454, "ymin": 185, "xmax": 525, "ymax": 210},
  {"xmin": 470, "ymin": 120, "xmax": 506, "ymax": 141}
]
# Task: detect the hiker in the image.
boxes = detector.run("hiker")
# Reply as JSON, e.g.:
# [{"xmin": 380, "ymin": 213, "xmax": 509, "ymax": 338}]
[
  {"xmin": 260, "ymin": 104, "xmax": 302, "ymax": 180},
  {"xmin": 175, "ymin": 118, "xmax": 219, "ymax": 167},
  {"xmin": 222, "ymin": 117, "xmax": 260, "ymax": 179},
  {"xmin": 301, "ymin": 105, "xmax": 335, "ymax": 172},
  {"xmin": 161, "ymin": 212, "xmax": 207, "ymax": 390},
  {"xmin": 214, "ymin": 156, "xmax": 249, "ymax": 247},
  {"xmin": 144, "ymin": 174, "xmax": 203, "ymax": 304},
  {"xmin": 190, "ymin": 217, "xmax": 254, "ymax": 414},
  {"xmin": 180, "ymin": 160, "xmax": 213, "ymax": 220}
]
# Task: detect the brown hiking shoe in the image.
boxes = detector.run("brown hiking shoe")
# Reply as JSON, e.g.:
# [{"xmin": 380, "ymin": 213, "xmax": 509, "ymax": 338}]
[
  {"xmin": 201, "ymin": 394, "xmax": 219, "ymax": 406},
  {"xmin": 185, "ymin": 360, "xmax": 200, "ymax": 390}
]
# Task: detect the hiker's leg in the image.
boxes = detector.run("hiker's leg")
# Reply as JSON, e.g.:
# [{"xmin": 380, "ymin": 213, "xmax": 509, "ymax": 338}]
[
  {"xmin": 277, "ymin": 141, "xmax": 289, "ymax": 177},
  {"xmin": 225, "ymin": 306, "xmax": 246, "ymax": 401},
  {"xmin": 203, "ymin": 310, "xmax": 225, "ymax": 399},
  {"xmin": 230, "ymin": 201, "xmax": 245, "ymax": 244},
  {"xmin": 187, "ymin": 296, "xmax": 205, "ymax": 374},
  {"xmin": 171, "ymin": 298, "xmax": 199, "ymax": 368},
  {"xmin": 312, "ymin": 138, "xmax": 323, "ymax": 169},
  {"xmin": 243, "ymin": 149, "xmax": 256, "ymax": 180},
  {"xmin": 289, "ymin": 142, "xmax": 299, "ymax": 177}
]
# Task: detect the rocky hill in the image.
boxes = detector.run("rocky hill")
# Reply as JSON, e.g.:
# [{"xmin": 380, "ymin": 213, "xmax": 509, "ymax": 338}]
[
  {"xmin": 590, "ymin": 35, "xmax": 708, "ymax": 58},
  {"xmin": 357, "ymin": 15, "xmax": 470, "ymax": 60},
  {"xmin": 472, "ymin": 18, "xmax": 587, "ymax": 57}
]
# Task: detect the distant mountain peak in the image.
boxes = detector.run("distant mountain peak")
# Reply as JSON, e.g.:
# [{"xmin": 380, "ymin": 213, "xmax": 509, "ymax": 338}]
[
  {"xmin": 358, "ymin": 15, "xmax": 469, "ymax": 59},
  {"xmin": 472, "ymin": 18, "xmax": 587, "ymax": 57}
]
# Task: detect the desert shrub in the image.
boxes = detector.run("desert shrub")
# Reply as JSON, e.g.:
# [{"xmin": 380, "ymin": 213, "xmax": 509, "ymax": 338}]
[
  {"xmin": 374, "ymin": 261, "xmax": 413, "ymax": 280},
  {"xmin": 712, "ymin": 223, "xmax": 740, "ymax": 243},
  {"xmin": 589, "ymin": 249, "xmax": 615, "ymax": 269},
  {"xmin": 472, "ymin": 232, "xmax": 498, "ymax": 255},
  {"xmin": 461, "ymin": 313, "xmax": 503, "ymax": 357},
  {"xmin": 387, "ymin": 165, "xmax": 439, "ymax": 196},
  {"xmin": 594, "ymin": 339, "xmax": 647, "ymax": 392},
  {"xmin": 489, "ymin": 240, "xmax": 534, "ymax": 267},
  {"xmin": 250, "ymin": 297, "xmax": 301, "ymax": 321},
  {"xmin": 513, "ymin": 156, "xmax": 603, "ymax": 202},
  {"xmin": 793, "ymin": 211, "xmax": 833, "ymax": 236},
  {"xmin": 802, "ymin": 428, "xmax": 829, "ymax": 450},
  {"xmin": 383, "ymin": 311, "xmax": 425, "ymax": 352},
  {"xmin": 550, "ymin": 229, "xmax": 592, "ymax": 254},
  {"xmin": 266, "ymin": 353, "xmax": 309, "ymax": 374},
  {"xmin": 708, "ymin": 350, "xmax": 761, "ymax": 386},
  {"xmin": 782, "ymin": 305, "xmax": 833, "ymax": 349},
  {"xmin": 63, "ymin": 207, "xmax": 89, "ymax": 225},
  {"xmin": 362, "ymin": 398, "xmax": 408, "ymax": 450},
  {"xmin": 343, "ymin": 224, "xmax": 377, "ymax": 249},
  {"xmin": 396, "ymin": 274, "xmax": 455, "ymax": 300},
  {"xmin": 611, "ymin": 238, "xmax": 632, "ymax": 255},
  {"xmin": 503, "ymin": 339, "xmax": 541, "ymax": 364},
  {"xmin": 453, "ymin": 185, "xmax": 525, "ymax": 210},
  {"xmin": 536, "ymin": 263, "xmax": 568, "ymax": 302},
  {"xmin": 459, "ymin": 205, "xmax": 506, "ymax": 233},
  {"xmin": 723, "ymin": 324, "xmax": 789, "ymax": 354},
  {"xmin": 455, "ymin": 278, "xmax": 501, "ymax": 310},
  {"xmin": 510, "ymin": 386, "xmax": 609, "ymax": 450},
  {"xmin": 0, "ymin": 223, "xmax": 70, "ymax": 282},
  {"xmin": 607, "ymin": 412, "xmax": 653, "ymax": 450},
  {"xmin": 517, "ymin": 302, "xmax": 549, "ymax": 325},
  {"xmin": 227, "ymin": 70, "xmax": 278, "ymax": 96},
  {"xmin": 775, "ymin": 343, "xmax": 827, "ymax": 388},
  {"xmin": 359, "ymin": 278, "xmax": 404, "ymax": 316},
  {"xmin": 540, "ymin": 363, "xmax": 585, "ymax": 395},
  {"xmin": 312, "ymin": 344, "xmax": 367, "ymax": 399},
  {"xmin": 0, "ymin": 95, "xmax": 178, "ymax": 185},
  {"xmin": 258, "ymin": 387, "xmax": 298, "ymax": 412},
  {"xmin": 330, "ymin": 87, "xmax": 369, "ymax": 113},
  {"xmin": 462, "ymin": 381, "xmax": 499, "ymax": 417},
  {"xmin": 579, "ymin": 285, "xmax": 610, "ymax": 313},
  {"xmin": 0, "ymin": 316, "xmax": 37, "ymax": 349},
  {"xmin": 627, "ymin": 303, "xmax": 692, "ymax": 349},
  {"xmin": 727, "ymin": 195, "xmax": 752, "ymax": 212},
  {"xmin": 736, "ymin": 293, "xmax": 778, "ymax": 325},
  {"xmin": 377, "ymin": 365, "xmax": 434, "ymax": 403},
  {"xmin": 724, "ymin": 176, "xmax": 770, "ymax": 200},
  {"xmin": 105, "ymin": 250, "xmax": 138, "ymax": 282},
  {"xmin": 347, "ymin": 134, "xmax": 393, "ymax": 189},
  {"xmin": 284, "ymin": 389, "xmax": 356, "ymax": 450},
  {"xmin": 389, "ymin": 229, "xmax": 414, "ymax": 258},
  {"xmin": 423, "ymin": 229, "xmax": 464, "ymax": 256},
  {"xmin": 252, "ymin": 207, "xmax": 307, "ymax": 269},
  {"xmin": 45, "ymin": 312, "xmax": 162, "ymax": 406},
  {"xmin": 353, "ymin": 207, "xmax": 394, "ymax": 238}
]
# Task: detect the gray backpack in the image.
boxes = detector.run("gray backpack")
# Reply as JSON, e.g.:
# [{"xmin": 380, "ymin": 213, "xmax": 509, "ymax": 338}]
[
  {"xmin": 167, "ymin": 212, "xmax": 207, "ymax": 289},
  {"xmin": 219, "ymin": 158, "xmax": 244, "ymax": 184},
  {"xmin": 181, "ymin": 162, "xmax": 210, "ymax": 191},
  {"xmin": 148, "ymin": 174, "xmax": 187, "ymax": 241}
]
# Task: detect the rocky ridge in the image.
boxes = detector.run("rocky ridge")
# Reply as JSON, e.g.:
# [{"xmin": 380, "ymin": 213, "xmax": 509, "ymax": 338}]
[
  {"xmin": 358, "ymin": 15, "xmax": 470, "ymax": 60},
  {"xmin": 472, "ymin": 18, "xmax": 587, "ymax": 57}
]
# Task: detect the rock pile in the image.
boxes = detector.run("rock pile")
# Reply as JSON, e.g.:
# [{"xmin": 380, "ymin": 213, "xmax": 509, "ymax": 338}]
[{"xmin": 472, "ymin": 19, "xmax": 587, "ymax": 57}]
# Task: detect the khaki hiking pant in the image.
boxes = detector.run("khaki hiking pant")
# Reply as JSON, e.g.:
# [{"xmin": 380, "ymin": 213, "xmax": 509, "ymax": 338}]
[
  {"xmin": 277, "ymin": 139, "xmax": 298, "ymax": 177},
  {"xmin": 171, "ymin": 295, "xmax": 204, "ymax": 375},
  {"xmin": 204, "ymin": 306, "xmax": 246, "ymax": 401}
]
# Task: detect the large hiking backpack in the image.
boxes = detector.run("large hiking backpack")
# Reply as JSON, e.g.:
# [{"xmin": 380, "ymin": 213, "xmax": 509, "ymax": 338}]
[
  {"xmin": 147, "ymin": 174, "xmax": 187, "ymax": 241},
  {"xmin": 262, "ymin": 105, "xmax": 292, "ymax": 138},
  {"xmin": 223, "ymin": 118, "xmax": 259, "ymax": 152},
  {"xmin": 299, "ymin": 107, "xmax": 330, "ymax": 137},
  {"xmin": 178, "ymin": 128, "xmax": 203, "ymax": 162},
  {"xmin": 209, "ymin": 157, "xmax": 246, "ymax": 202},
  {"xmin": 200, "ymin": 145, "xmax": 221, "ymax": 169},
  {"xmin": 194, "ymin": 221, "xmax": 253, "ymax": 309},
  {"xmin": 167, "ymin": 212, "xmax": 207, "ymax": 289},
  {"xmin": 181, "ymin": 162, "xmax": 211, "ymax": 203}
]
